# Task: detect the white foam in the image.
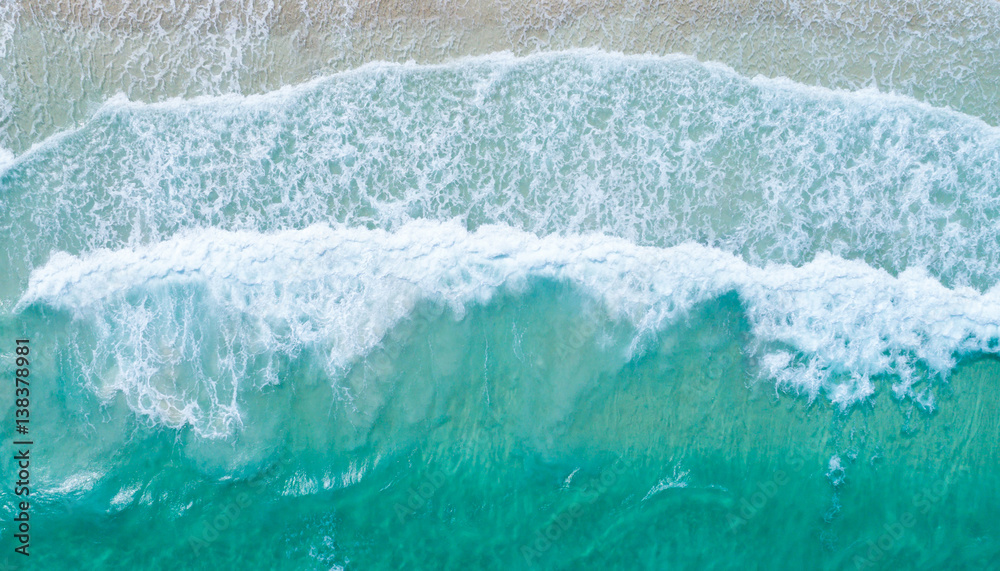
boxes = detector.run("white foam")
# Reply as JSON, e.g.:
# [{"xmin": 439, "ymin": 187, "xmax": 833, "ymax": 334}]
[
  {"xmin": 9, "ymin": 47, "xmax": 999, "ymax": 179},
  {"xmin": 110, "ymin": 483, "xmax": 143, "ymax": 511},
  {"xmin": 642, "ymin": 464, "xmax": 690, "ymax": 501},
  {"xmin": 7, "ymin": 48, "xmax": 1000, "ymax": 304},
  {"xmin": 45, "ymin": 470, "xmax": 102, "ymax": 497},
  {"xmin": 19, "ymin": 221, "xmax": 1000, "ymax": 435},
  {"xmin": 0, "ymin": 144, "xmax": 12, "ymax": 169}
]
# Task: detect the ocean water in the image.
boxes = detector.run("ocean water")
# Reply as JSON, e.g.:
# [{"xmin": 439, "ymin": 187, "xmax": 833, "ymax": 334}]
[{"xmin": 2, "ymin": 2, "xmax": 1000, "ymax": 570}]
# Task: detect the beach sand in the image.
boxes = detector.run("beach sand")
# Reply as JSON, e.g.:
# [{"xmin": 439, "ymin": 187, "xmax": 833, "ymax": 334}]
[{"xmin": 4, "ymin": 0, "xmax": 1000, "ymax": 153}]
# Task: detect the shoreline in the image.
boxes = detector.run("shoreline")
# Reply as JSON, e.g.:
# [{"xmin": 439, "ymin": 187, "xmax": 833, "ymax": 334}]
[{"xmin": 5, "ymin": 0, "xmax": 1000, "ymax": 152}]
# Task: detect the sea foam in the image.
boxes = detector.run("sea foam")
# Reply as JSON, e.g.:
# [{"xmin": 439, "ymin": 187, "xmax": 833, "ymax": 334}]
[
  {"xmin": 19, "ymin": 220, "xmax": 1000, "ymax": 436},
  {"xmin": 4, "ymin": 51, "xmax": 1000, "ymax": 309}
]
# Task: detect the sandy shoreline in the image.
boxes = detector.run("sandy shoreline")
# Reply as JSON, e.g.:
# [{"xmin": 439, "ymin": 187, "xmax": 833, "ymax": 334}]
[{"xmin": 3, "ymin": 0, "xmax": 1000, "ymax": 152}]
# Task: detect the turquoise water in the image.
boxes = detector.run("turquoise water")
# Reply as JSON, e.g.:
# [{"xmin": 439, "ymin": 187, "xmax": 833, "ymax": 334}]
[
  {"xmin": 5, "ymin": 287, "xmax": 1000, "ymax": 569},
  {"xmin": 2, "ymin": 10, "xmax": 1000, "ymax": 571}
]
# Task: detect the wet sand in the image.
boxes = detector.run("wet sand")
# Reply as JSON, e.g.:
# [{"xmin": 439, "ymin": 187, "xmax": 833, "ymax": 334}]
[{"xmin": 4, "ymin": 0, "xmax": 1000, "ymax": 153}]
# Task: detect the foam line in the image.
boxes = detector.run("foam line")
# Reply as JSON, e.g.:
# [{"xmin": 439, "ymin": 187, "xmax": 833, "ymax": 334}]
[{"xmin": 19, "ymin": 220, "xmax": 1000, "ymax": 434}]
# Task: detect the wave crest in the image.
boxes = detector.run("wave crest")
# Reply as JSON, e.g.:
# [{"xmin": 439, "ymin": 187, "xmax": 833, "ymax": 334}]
[{"xmin": 20, "ymin": 221, "xmax": 1000, "ymax": 436}]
